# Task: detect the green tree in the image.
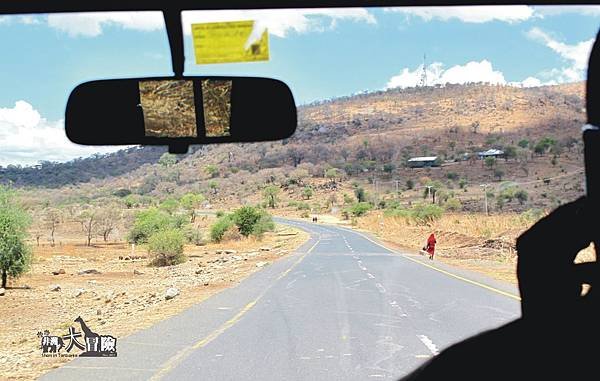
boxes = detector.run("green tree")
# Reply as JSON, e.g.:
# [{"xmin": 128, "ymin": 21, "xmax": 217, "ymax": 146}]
[
  {"xmin": 123, "ymin": 194, "xmax": 141, "ymax": 209},
  {"xmin": 301, "ymin": 186, "xmax": 314, "ymax": 200},
  {"xmin": 494, "ymin": 168, "xmax": 505, "ymax": 181},
  {"xmin": 263, "ymin": 185, "xmax": 280, "ymax": 208},
  {"xmin": 158, "ymin": 153, "xmax": 177, "ymax": 167},
  {"xmin": 180, "ymin": 193, "xmax": 205, "ymax": 222},
  {"xmin": 503, "ymin": 146, "xmax": 517, "ymax": 161},
  {"xmin": 147, "ymin": 229, "xmax": 185, "ymax": 267},
  {"xmin": 159, "ymin": 198, "xmax": 179, "ymax": 215},
  {"xmin": 0, "ymin": 187, "xmax": 32, "ymax": 288},
  {"xmin": 518, "ymin": 139, "xmax": 529, "ymax": 149},
  {"xmin": 484, "ymin": 156, "xmax": 496, "ymax": 169},
  {"xmin": 383, "ymin": 164, "xmax": 395, "ymax": 174},
  {"xmin": 205, "ymin": 164, "xmax": 219, "ymax": 178},
  {"xmin": 210, "ymin": 216, "xmax": 234, "ymax": 243},
  {"xmin": 406, "ymin": 179, "xmax": 415, "ymax": 190},
  {"xmin": 354, "ymin": 186, "xmax": 367, "ymax": 202},
  {"xmin": 347, "ymin": 202, "xmax": 372, "ymax": 217},
  {"xmin": 325, "ymin": 168, "xmax": 340, "ymax": 183},
  {"xmin": 44, "ymin": 208, "xmax": 61, "ymax": 247},
  {"xmin": 515, "ymin": 189, "xmax": 529, "ymax": 205},
  {"xmin": 128, "ymin": 208, "xmax": 178, "ymax": 244}
]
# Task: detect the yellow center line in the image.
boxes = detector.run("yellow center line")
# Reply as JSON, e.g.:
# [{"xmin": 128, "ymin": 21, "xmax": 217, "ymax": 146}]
[
  {"xmin": 333, "ymin": 224, "xmax": 521, "ymax": 301},
  {"xmin": 149, "ymin": 237, "xmax": 320, "ymax": 381}
]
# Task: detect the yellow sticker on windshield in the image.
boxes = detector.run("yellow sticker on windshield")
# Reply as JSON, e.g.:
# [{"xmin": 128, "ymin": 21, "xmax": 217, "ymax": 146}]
[{"xmin": 192, "ymin": 20, "xmax": 269, "ymax": 65}]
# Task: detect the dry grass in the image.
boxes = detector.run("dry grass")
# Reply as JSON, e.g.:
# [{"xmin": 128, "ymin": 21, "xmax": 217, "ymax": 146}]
[{"xmin": 353, "ymin": 211, "xmax": 595, "ymax": 285}]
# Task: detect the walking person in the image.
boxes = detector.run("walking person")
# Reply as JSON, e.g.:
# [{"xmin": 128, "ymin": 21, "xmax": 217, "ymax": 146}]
[{"xmin": 424, "ymin": 233, "xmax": 436, "ymax": 260}]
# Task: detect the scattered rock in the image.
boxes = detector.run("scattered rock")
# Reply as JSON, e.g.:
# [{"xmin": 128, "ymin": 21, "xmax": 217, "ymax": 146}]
[
  {"xmin": 0, "ymin": 288, "xmax": 5, "ymax": 296},
  {"xmin": 203, "ymin": 282, "xmax": 209, "ymax": 286},
  {"xmin": 133, "ymin": 269, "xmax": 144, "ymax": 275},
  {"xmin": 165, "ymin": 287, "xmax": 180, "ymax": 300},
  {"xmin": 49, "ymin": 284, "xmax": 61, "ymax": 292},
  {"xmin": 231, "ymin": 255, "xmax": 242, "ymax": 261},
  {"xmin": 104, "ymin": 291, "xmax": 115, "ymax": 303},
  {"xmin": 87, "ymin": 280, "xmax": 98, "ymax": 285},
  {"xmin": 260, "ymin": 247, "xmax": 271, "ymax": 251},
  {"xmin": 73, "ymin": 288, "xmax": 85, "ymax": 298},
  {"xmin": 78, "ymin": 269, "xmax": 101, "ymax": 275},
  {"xmin": 96, "ymin": 309, "xmax": 102, "ymax": 315},
  {"xmin": 224, "ymin": 249, "xmax": 237, "ymax": 254},
  {"xmin": 256, "ymin": 261, "xmax": 269, "ymax": 268},
  {"xmin": 124, "ymin": 256, "xmax": 130, "ymax": 260},
  {"xmin": 195, "ymin": 269, "xmax": 204, "ymax": 275},
  {"xmin": 52, "ymin": 269, "xmax": 66, "ymax": 275}
]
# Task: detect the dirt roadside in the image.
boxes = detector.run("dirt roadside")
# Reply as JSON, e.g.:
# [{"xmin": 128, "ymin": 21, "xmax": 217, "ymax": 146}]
[{"xmin": 0, "ymin": 225, "xmax": 309, "ymax": 381}]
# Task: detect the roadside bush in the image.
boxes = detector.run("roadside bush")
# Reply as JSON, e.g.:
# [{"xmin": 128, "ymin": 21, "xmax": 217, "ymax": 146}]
[
  {"xmin": 231, "ymin": 206, "xmax": 263, "ymax": 236},
  {"xmin": 147, "ymin": 229, "xmax": 185, "ymax": 267},
  {"xmin": 349, "ymin": 202, "xmax": 372, "ymax": 217},
  {"xmin": 210, "ymin": 206, "xmax": 275, "ymax": 242},
  {"xmin": 411, "ymin": 203, "xmax": 444, "ymax": 225},
  {"xmin": 520, "ymin": 208, "xmax": 544, "ymax": 223},
  {"xmin": 222, "ymin": 225, "xmax": 243, "ymax": 241},
  {"xmin": 296, "ymin": 202, "xmax": 311, "ymax": 211},
  {"xmin": 210, "ymin": 216, "xmax": 234, "ymax": 243},
  {"xmin": 251, "ymin": 213, "xmax": 275, "ymax": 238},
  {"xmin": 182, "ymin": 225, "xmax": 204, "ymax": 245},
  {"xmin": 444, "ymin": 198, "xmax": 462, "ymax": 211}
]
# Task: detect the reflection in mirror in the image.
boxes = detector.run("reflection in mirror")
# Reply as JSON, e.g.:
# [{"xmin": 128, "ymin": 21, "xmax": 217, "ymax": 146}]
[
  {"xmin": 139, "ymin": 80, "xmax": 198, "ymax": 138},
  {"xmin": 202, "ymin": 79, "xmax": 232, "ymax": 137}
]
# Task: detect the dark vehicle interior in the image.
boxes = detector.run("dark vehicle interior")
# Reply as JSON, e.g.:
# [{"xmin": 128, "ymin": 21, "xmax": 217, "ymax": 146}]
[{"xmin": 2, "ymin": 1, "xmax": 600, "ymax": 380}]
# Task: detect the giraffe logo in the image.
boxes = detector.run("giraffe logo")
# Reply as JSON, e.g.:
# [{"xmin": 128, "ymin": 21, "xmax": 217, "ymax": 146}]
[{"xmin": 38, "ymin": 317, "xmax": 117, "ymax": 357}]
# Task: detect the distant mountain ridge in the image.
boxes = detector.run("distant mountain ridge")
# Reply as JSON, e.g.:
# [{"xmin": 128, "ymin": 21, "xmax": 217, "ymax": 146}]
[{"xmin": 0, "ymin": 82, "xmax": 586, "ymax": 188}]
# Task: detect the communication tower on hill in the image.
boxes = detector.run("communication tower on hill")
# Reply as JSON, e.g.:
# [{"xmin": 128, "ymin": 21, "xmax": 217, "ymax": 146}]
[{"xmin": 417, "ymin": 54, "xmax": 428, "ymax": 87}]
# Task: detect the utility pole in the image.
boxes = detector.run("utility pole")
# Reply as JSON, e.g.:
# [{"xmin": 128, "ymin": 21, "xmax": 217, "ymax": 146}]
[
  {"xmin": 480, "ymin": 184, "xmax": 489, "ymax": 215},
  {"xmin": 394, "ymin": 180, "xmax": 399, "ymax": 194},
  {"xmin": 425, "ymin": 185, "xmax": 433, "ymax": 203}
]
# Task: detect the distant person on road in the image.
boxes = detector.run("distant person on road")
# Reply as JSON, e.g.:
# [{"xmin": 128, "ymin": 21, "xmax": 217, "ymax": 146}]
[{"xmin": 424, "ymin": 233, "xmax": 436, "ymax": 260}]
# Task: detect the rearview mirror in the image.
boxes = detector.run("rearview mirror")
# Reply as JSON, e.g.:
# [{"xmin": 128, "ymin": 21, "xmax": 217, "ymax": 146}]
[{"xmin": 66, "ymin": 77, "xmax": 297, "ymax": 153}]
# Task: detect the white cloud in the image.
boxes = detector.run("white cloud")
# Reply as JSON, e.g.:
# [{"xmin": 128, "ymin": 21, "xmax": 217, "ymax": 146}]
[
  {"xmin": 386, "ymin": 60, "xmax": 506, "ymax": 89},
  {"xmin": 41, "ymin": 9, "xmax": 375, "ymax": 38},
  {"xmin": 533, "ymin": 5, "xmax": 600, "ymax": 17},
  {"xmin": 384, "ymin": 6, "xmax": 534, "ymax": 23},
  {"xmin": 527, "ymin": 27, "xmax": 594, "ymax": 82},
  {"xmin": 46, "ymin": 12, "xmax": 164, "ymax": 37},
  {"xmin": 0, "ymin": 101, "xmax": 125, "ymax": 167},
  {"xmin": 181, "ymin": 8, "xmax": 376, "ymax": 38},
  {"xmin": 385, "ymin": 60, "xmax": 560, "ymax": 90}
]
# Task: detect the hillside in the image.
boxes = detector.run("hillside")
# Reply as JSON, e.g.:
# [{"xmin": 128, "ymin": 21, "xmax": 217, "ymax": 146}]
[{"xmin": 3, "ymin": 82, "xmax": 587, "ymax": 213}]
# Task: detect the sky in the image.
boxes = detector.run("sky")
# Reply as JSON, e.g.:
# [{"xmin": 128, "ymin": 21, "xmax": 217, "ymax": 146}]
[{"xmin": 1, "ymin": 5, "xmax": 600, "ymax": 167}]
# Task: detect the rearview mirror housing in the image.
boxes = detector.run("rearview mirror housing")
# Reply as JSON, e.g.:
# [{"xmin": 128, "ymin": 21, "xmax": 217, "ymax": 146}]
[{"xmin": 66, "ymin": 76, "xmax": 297, "ymax": 153}]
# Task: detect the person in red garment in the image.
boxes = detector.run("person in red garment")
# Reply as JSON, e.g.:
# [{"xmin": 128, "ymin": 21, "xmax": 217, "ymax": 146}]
[{"xmin": 425, "ymin": 233, "xmax": 436, "ymax": 260}]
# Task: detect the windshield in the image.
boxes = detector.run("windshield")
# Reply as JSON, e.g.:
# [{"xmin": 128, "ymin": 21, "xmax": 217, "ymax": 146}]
[{"xmin": 0, "ymin": 5, "xmax": 598, "ymax": 380}]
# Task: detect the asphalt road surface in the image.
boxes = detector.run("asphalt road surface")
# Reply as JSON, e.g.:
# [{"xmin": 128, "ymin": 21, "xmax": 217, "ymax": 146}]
[{"xmin": 41, "ymin": 219, "xmax": 521, "ymax": 381}]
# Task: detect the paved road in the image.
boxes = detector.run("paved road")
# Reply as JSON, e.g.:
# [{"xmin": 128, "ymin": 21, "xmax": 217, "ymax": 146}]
[{"xmin": 41, "ymin": 219, "xmax": 520, "ymax": 381}]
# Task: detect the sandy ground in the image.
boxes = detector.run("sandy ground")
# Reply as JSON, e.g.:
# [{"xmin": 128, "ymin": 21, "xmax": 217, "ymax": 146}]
[{"xmin": 0, "ymin": 225, "xmax": 309, "ymax": 381}]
